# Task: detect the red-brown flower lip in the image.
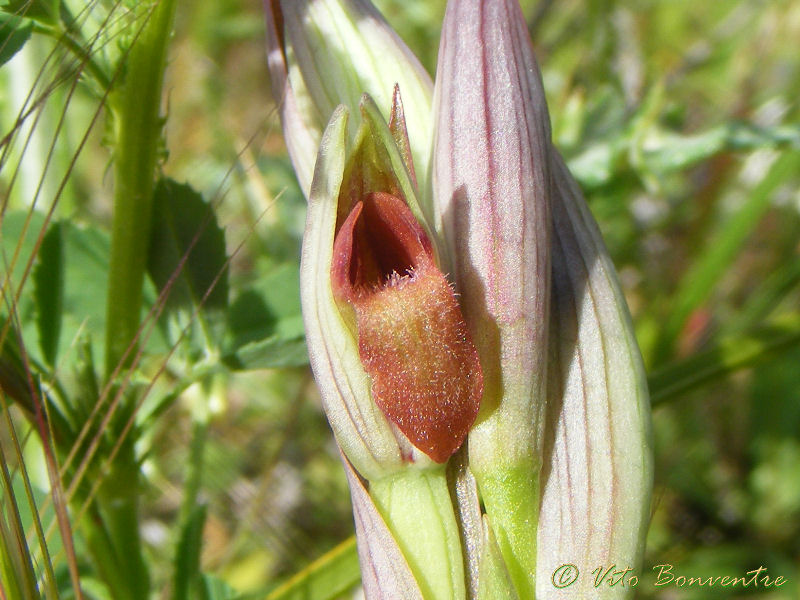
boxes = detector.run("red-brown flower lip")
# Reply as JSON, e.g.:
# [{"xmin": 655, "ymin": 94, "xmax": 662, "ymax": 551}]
[{"xmin": 331, "ymin": 192, "xmax": 483, "ymax": 463}]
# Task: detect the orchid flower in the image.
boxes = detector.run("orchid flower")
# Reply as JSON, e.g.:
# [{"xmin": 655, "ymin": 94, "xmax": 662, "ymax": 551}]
[{"xmin": 265, "ymin": 1, "xmax": 653, "ymax": 599}]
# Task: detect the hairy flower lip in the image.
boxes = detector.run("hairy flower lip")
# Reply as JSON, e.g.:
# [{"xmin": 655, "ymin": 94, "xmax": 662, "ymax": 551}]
[
  {"xmin": 303, "ymin": 106, "xmax": 471, "ymax": 600},
  {"xmin": 331, "ymin": 192, "xmax": 483, "ymax": 463},
  {"xmin": 332, "ymin": 192, "xmax": 433, "ymax": 301}
]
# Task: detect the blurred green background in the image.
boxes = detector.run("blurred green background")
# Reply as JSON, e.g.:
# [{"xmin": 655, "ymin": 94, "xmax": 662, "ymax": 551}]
[{"xmin": 2, "ymin": 0, "xmax": 799, "ymax": 597}]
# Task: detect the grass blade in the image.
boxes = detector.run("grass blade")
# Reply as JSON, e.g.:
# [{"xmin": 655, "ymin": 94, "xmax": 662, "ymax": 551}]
[
  {"xmin": 649, "ymin": 314, "xmax": 800, "ymax": 406},
  {"xmin": 265, "ymin": 537, "xmax": 360, "ymax": 600},
  {"xmin": 653, "ymin": 151, "xmax": 800, "ymax": 363}
]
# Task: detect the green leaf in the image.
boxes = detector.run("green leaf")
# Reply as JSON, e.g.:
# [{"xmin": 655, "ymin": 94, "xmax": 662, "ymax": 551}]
[
  {"xmin": 0, "ymin": 214, "xmax": 110, "ymax": 368},
  {"xmin": 33, "ymin": 221, "xmax": 64, "ymax": 366},
  {"xmin": 566, "ymin": 141, "xmax": 621, "ymax": 189},
  {"xmin": 566, "ymin": 119, "xmax": 800, "ymax": 190},
  {"xmin": 68, "ymin": 334, "xmax": 102, "ymax": 429},
  {"xmin": 223, "ymin": 262, "xmax": 307, "ymax": 369},
  {"xmin": 0, "ymin": 13, "xmax": 32, "ymax": 66},
  {"xmin": 1, "ymin": 210, "xmax": 46, "ymax": 366},
  {"xmin": 0, "ymin": 210, "xmax": 45, "ymax": 298},
  {"xmin": 640, "ymin": 122, "xmax": 800, "ymax": 176},
  {"xmin": 58, "ymin": 221, "xmax": 112, "ymax": 368},
  {"xmin": 148, "ymin": 178, "xmax": 229, "ymax": 314},
  {"xmin": 640, "ymin": 127, "xmax": 728, "ymax": 174},
  {"xmin": 226, "ymin": 335, "xmax": 307, "ymax": 370},
  {"xmin": 1, "ymin": 211, "xmax": 164, "ymax": 373},
  {"xmin": 172, "ymin": 504, "xmax": 207, "ymax": 600},
  {"xmin": 1, "ymin": 0, "xmax": 58, "ymax": 25}
]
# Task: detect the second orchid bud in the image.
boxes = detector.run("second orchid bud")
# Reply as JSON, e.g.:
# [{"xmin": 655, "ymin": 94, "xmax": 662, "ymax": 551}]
[{"xmin": 266, "ymin": 0, "xmax": 433, "ymax": 198}]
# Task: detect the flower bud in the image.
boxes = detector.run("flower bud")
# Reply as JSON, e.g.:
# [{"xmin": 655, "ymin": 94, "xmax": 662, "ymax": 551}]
[
  {"xmin": 432, "ymin": 0, "xmax": 552, "ymax": 595},
  {"xmin": 536, "ymin": 151, "xmax": 653, "ymax": 599},
  {"xmin": 265, "ymin": 0, "xmax": 433, "ymax": 197},
  {"xmin": 433, "ymin": 0, "xmax": 551, "ymax": 469},
  {"xmin": 301, "ymin": 105, "xmax": 403, "ymax": 481}
]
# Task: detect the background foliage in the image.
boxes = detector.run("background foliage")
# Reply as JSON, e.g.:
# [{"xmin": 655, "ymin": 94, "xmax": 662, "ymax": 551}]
[{"xmin": 1, "ymin": 0, "xmax": 799, "ymax": 598}]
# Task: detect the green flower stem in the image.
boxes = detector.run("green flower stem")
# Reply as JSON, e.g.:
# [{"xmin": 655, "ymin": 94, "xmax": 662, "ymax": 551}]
[
  {"xmin": 68, "ymin": 439, "xmax": 149, "ymax": 600},
  {"xmin": 369, "ymin": 467, "xmax": 466, "ymax": 600},
  {"xmin": 104, "ymin": 0, "xmax": 177, "ymax": 380},
  {"xmin": 472, "ymin": 460, "xmax": 539, "ymax": 600}
]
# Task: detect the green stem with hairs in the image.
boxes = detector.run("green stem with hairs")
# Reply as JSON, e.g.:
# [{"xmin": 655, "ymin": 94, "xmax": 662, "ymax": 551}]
[
  {"xmin": 90, "ymin": 2, "xmax": 177, "ymax": 599},
  {"xmin": 104, "ymin": 0, "xmax": 176, "ymax": 379}
]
